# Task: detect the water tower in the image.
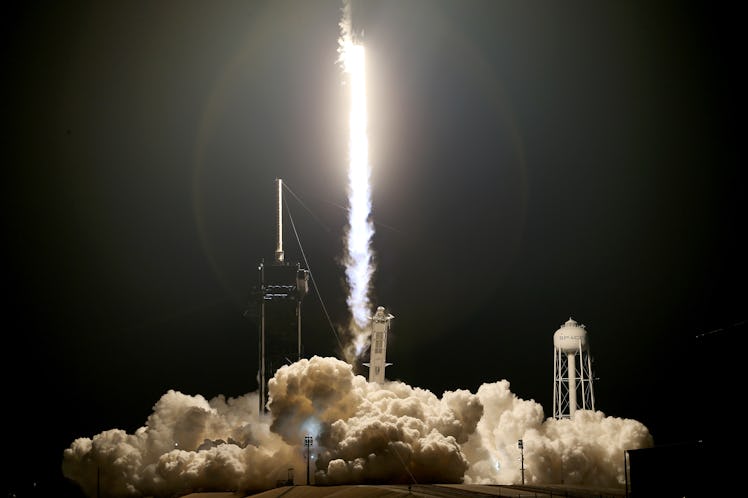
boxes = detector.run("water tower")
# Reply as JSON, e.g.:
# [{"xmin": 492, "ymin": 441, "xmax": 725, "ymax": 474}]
[{"xmin": 553, "ymin": 317, "xmax": 596, "ymax": 419}]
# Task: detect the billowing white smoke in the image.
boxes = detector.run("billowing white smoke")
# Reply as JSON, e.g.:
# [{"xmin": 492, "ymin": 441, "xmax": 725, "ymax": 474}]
[
  {"xmin": 268, "ymin": 356, "xmax": 481, "ymax": 484},
  {"xmin": 460, "ymin": 380, "xmax": 653, "ymax": 487},
  {"xmin": 63, "ymin": 356, "xmax": 653, "ymax": 496},
  {"xmin": 62, "ymin": 391, "xmax": 303, "ymax": 497},
  {"xmin": 338, "ymin": 0, "xmax": 375, "ymax": 361}
]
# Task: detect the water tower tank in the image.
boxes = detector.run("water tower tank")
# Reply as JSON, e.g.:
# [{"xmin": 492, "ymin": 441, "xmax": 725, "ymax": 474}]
[{"xmin": 553, "ymin": 318, "xmax": 588, "ymax": 352}]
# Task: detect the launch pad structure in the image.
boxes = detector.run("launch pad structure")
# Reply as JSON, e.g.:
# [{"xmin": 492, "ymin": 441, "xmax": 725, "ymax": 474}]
[
  {"xmin": 250, "ymin": 178, "xmax": 396, "ymax": 413},
  {"xmin": 253, "ymin": 179, "xmax": 309, "ymax": 414}
]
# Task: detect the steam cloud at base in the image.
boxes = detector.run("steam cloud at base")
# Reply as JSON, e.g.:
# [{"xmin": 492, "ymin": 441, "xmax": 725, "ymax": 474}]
[{"xmin": 63, "ymin": 356, "xmax": 652, "ymax": 497}]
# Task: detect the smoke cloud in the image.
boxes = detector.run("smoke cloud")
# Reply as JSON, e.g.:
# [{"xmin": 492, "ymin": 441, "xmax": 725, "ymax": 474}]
[{"xmin": 63, "ymin": 356, "xmax": 653, "ymax": 497}]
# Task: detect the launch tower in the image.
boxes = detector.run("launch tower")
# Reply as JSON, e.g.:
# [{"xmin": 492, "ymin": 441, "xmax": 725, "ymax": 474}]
[
  {"xmin": 552, "ymin": 317, "xmax": 596, "ymax": 419},
  {"xmin": 254, "ymin": 179, "xmax": 309, "ymax": 413}
]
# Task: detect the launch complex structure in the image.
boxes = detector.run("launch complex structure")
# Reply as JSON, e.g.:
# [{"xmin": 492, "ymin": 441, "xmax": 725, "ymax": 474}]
[
  {"xmin": 251, "ymin": 179, "xmax": 392, "ymax": 413},
  {"xmin": 253, "ymin": 179, "xmax": 309, "ymax": 413},
  {"xmin": 253, "ymin": 182, "xmax": 594, "ymax": 422}
]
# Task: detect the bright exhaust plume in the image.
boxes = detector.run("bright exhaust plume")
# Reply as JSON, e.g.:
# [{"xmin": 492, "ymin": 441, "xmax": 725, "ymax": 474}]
[{"xmin": 338, "ymin": 0, "xmax": 374, "ymax": 361}]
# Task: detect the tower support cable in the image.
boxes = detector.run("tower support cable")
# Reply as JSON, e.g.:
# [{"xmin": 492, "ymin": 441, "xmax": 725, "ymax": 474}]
[{"xmin": 283, "ymin": 184, "xmax": 344, "ymax": 351}]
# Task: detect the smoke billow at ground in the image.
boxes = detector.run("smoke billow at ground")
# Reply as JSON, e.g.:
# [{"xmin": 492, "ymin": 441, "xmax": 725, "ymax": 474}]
[{"xmin": 62, "ymin": 356, "xmax": 652, "ymax": 497}]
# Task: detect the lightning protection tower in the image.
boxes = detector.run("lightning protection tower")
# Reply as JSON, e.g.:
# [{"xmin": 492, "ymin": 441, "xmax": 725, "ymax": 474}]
[
  {"xmin": 253, "ymin": 179, "xmax": 309, "ymax": 414},
  {"xmin": 553, "ymin": 317, "xmax": 596, "ymax": 419}
]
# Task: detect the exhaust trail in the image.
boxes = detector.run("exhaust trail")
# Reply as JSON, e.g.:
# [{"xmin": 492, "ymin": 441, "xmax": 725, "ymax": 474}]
[{"xmin": 338, "ymin": 0, "xmax": 374, "ymax": 362}]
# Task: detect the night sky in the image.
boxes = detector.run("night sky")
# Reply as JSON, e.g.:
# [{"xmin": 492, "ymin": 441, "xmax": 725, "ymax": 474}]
[{"xmin": 4, "ymin": 1, "xmax": 745, "ymax": 495}]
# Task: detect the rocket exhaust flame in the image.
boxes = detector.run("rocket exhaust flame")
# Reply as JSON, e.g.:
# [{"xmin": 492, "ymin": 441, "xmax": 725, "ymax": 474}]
[{"xmin": 339, "ymin": 1, "xmax": 374, "ymax": 361}]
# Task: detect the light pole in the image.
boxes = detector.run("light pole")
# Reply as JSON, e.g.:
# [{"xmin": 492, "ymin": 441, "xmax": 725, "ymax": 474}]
[
  {"xmin": 624, "ymin": 450, "xmax": 629, "ymax": 498},
  {"xmin": 518, "ymin": 439, "xmax": 525, "ymax": 485},
  {"xmin": 304, "ymin": 435, "xmax": 313, "ymax": 485}
]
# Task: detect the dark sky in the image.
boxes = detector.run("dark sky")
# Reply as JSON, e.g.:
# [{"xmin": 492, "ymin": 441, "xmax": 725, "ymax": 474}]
[{"xmin": 4, "ymin": 0, "xmax": 745, "ymax": 495}]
